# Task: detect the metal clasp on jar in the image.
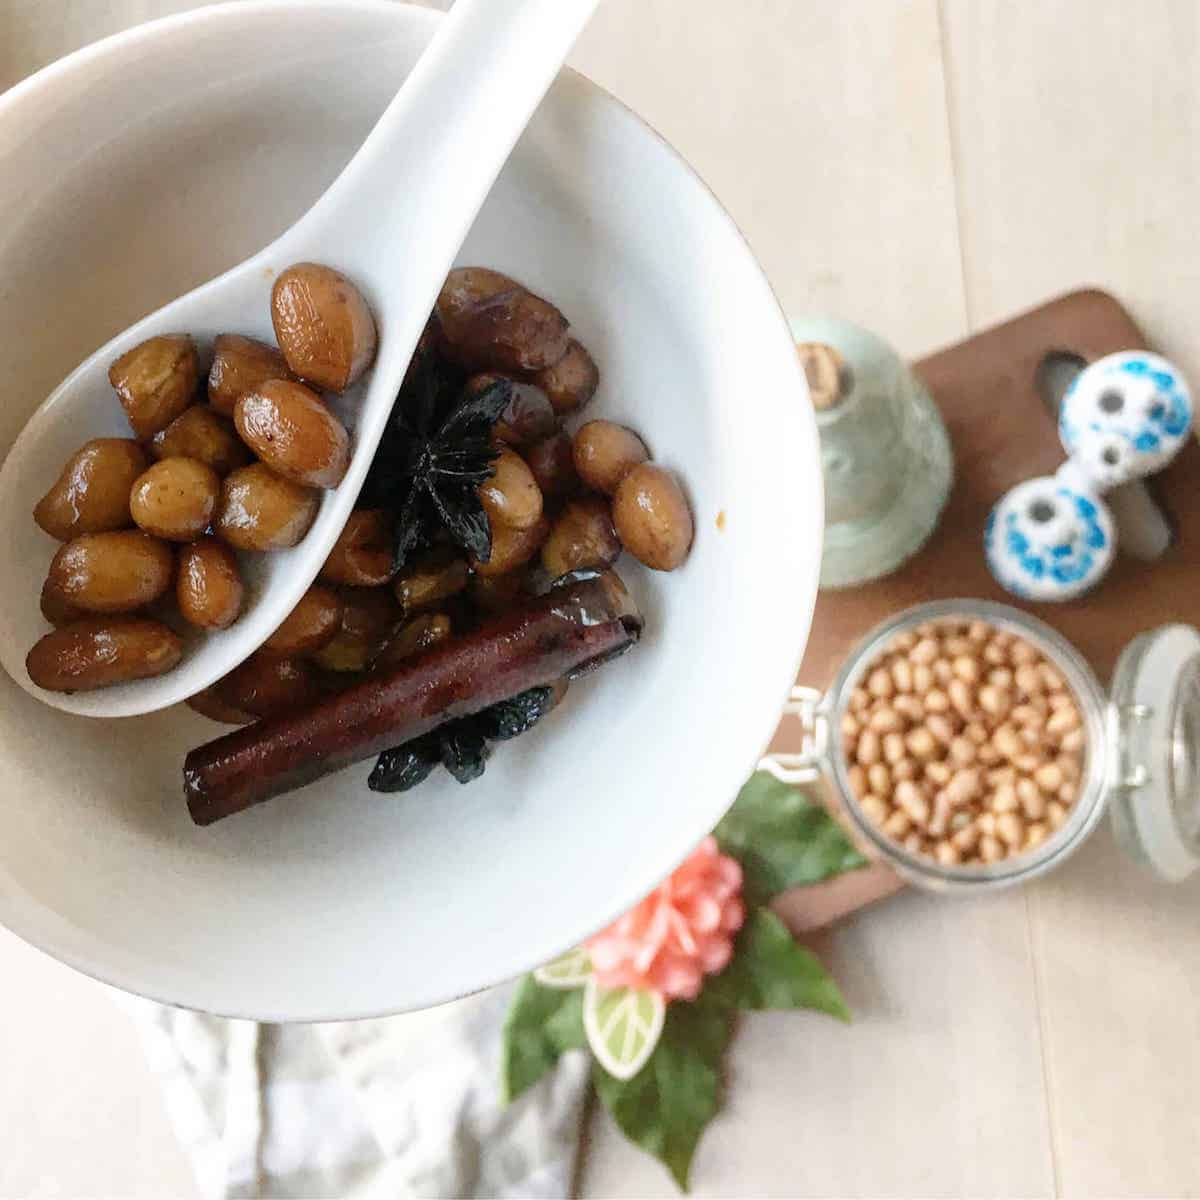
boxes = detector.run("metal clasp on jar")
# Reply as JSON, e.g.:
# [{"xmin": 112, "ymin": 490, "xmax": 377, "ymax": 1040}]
[{"xmin": 758, "ymin": 685, "xmax": 828, "ymax": 785}]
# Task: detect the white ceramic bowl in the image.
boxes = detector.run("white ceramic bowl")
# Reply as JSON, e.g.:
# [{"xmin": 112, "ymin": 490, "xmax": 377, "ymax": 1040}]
[{"xmin": 0, "ymin": 0, "xmax": 820, "ymax": 1019}]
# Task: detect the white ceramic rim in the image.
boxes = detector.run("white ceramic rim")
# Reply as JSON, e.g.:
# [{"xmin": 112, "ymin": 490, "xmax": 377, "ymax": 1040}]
[{"xmin": 0, "ymin": 0, "xmax": 821, "ymax": 1018}]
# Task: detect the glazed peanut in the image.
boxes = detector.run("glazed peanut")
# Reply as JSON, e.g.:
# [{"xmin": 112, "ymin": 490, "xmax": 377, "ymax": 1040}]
[
  {"xmin": 40, "ymin": 578, "xmax": 84, "ymax": 627},
  {"xmin": 215, "ymin": 464, "xmax": 319, "ymax": 551},
  {"xmin": 612, "ymin": 464, "xmax": 693, "ymax": 571},
  {"xmin": 846, "ymin": 618, "xmax": 1086, "ymax": 868},
  {"xmin": 108, "ymin": 335, "xmax": 199, "ymax": 439},
  {"xmin": 373, "ymin": 612, "xmax": 453, "ymax": 669},
  {"xmin": 472, "ymin": 515, "xmax": 550, "ymax": 578},
  {"xmin": 478, "ymin": 446, "xmax": 543, "ymax": 531},
  {"xmin": 235, "ymin": 379, "xmax": 350, "ymax": 489},
  {"xmin": 320, "ymin": 509, "xmax": 394, "ymax": 587},
  {"xmin": 573, "ymin": 421, "xmax": 649, "ymax": 496},
  {"xmin": 262, "ymin": 586, "xmax": 343, "ymax": 657},
  {"xmin": 488, "ymin": 379, "xmax": 557, "ymax": 446},
  {"xmin": 48, "ymin": 531, "xmax": 173, "ymax": 613},
  {"xmin": 130, "ymin": 457, "xmax": 221, "ymax": 541},
  {"xmin": 150, "ymin": 406, "xmax": 251, "ymax": 476},
  {"xmin": 271, "ymin": 263, "xmax": 377, "ymax": 392},
  {"xmin": 534, "ymin": 338, "xmax": 599, "ymax": 415},
  {"xmin": 393, "ymin": 548, "xmax": 469, "ymax": 614},
  {"xmin": 177, "ymin": 538, "xmax": 244, "ymax": 629},
  {"xmin": 34, "ymin": 439, "xmax": 148, "ymax": 541},
  {"xmin": 27, "ymin": 617, "xmax": 182, "ymax": 692},
  {"xmin": 217, "ymin": 652, "xmax": 320, "ymax": 718},
  {"xmin": 524, "ymin": 432, "xmax": 578, "ymax": 501},
  {"xmin": 310, "ymin": 588, "xmax": 400, "ymax": 672},
  {"xmin": 541, "ymin": 495, "xmax": 621, "ymax": 577},
  {"xmin": 186, "ymin": 685, "xmax": 255, "ymax": 725},
  {"xmin": 207, "ymin": 333, "xmax": 296, "ymax": 416}
]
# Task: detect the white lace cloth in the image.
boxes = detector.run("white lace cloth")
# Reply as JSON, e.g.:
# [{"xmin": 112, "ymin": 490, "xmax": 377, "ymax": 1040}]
[{"xmin": 117, "ymin": 987, "xmax": 588, "ymax": 1199}]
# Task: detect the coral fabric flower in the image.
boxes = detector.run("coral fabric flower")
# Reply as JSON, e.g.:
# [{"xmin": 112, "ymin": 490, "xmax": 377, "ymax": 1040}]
[{"xmin": 586, "ymin": 836, "xmax": 745, "ymax": 1002}]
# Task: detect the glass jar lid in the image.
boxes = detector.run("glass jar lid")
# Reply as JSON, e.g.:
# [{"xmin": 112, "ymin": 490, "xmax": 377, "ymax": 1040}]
[{"xmin": 1108, "ymin": 624, "xmax": 1200, "ymax": 881}]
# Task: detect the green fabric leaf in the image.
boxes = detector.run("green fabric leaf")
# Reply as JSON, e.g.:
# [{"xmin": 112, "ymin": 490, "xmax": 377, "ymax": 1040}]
[
  {"xmin": 705, "ymin": 909, "xmax": 850, "ymax": 1021},
  {"xmin": 500, "ymin": 976, "xmax": 586, "ymax": 1104},
  {"xmin": 592, "ymin": 993, "xmax": 732, "ymax": 1191},
  {"xmin": 714, "ymin": 770, "xmax": 867, "ymax": 906}
]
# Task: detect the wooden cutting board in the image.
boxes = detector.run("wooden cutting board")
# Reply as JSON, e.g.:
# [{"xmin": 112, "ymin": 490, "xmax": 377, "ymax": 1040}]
[{"xmin": 771, "ymin": 288, "xmax": 1200, "ymax": 933}]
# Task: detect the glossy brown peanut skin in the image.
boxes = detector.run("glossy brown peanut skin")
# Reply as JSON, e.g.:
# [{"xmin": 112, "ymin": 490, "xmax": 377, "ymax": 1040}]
[
  {"xmin": 541, "ymin": 495, "xmax": 621, "ymax": 577},
  {"xmin": 472, "ymin": 514, "xmax": 550, "ymax": 578},
  {"xmin": 177, "ymin": 537, "xmax": 244, "ymax": 629},
  {"xmin": 187, "ymin": 685, "xmax": 255, "ymax": 725},
  {"xmin": 235, "ymin": 379, "xmax": 350, "ymax": 489},
  {"xmin": 130, "ymin": 457, "xmax": 221, "ymax": 541},
  {"xmin": 373, "ymin": 612, "xmax": 452, "ymax": 669},
  {"xmin": 469, "ymin": 569, "xmax": 529, "ymax": 614},
  {"xmin": 40, "ymin": 578, "xmax": 85, "ymax": 626},
  {"xmin": 436, "ymin": 268, "xmax": 569, "ymax": 373},
  {"xmin": 150, "ymin": 406, "xmax": 251, "ymax": 475},
  {"xmin": 478, "ymin": 446, "xmax": 543, "ymax": 531},
  {"xmin": 320, "ymin": 509, "xmax": 394, "ymax": 586},
  {"xmin": 271, "ymin": 263, "xmax": 378, "ymax": 392},
  {"xmin": 262, "ymin": 586, "xmax": 344, "ymax": 657},
  {"xmin": 534, "ymin": 338, "xmax": 599, "ymax": 415},
  {"xmin": 216, "ymin": 652, "xmax": 320, "ymax": 719},
  {"xmin": 311, "ymin": 587, "xmax": 400, "ymax": 672},
  {"xmin": 26, "ymin": 617, "xmax": 182, "ymax": 692},
  {"xmin": 48, "ymin": 531, "xmax": 174, "ymax": 613},
  {"xmin": 488, "ymin": 380, "xmax": 557, "ymax": 446},
  {"xmin": 215, "ymin": 464, "xmax": 319, "ymax": 551},
  {"xmin": 524, "ymin": 432, "xmax": 578, "ymax": 501},
  {"xmin": 393, "ymin": 548, "xmax": 469, "ymax": 614},
  {"xmin": 34, "ymin": 439, "xmax": 147, "ymax": 541},
  {"xmin": 108, "ymin": 335, "xmax": 199, "ymax": 439},
  {"xmin": 573, "ymin": 420, "xmax": 649, "ymax": 495},
  {"xmin": 207, "ymin": 333, "xmax": 296, "ymax": 416},
  {"xmin": 612, "ymin": 463, "xmax": 694, "ymax": 571}
]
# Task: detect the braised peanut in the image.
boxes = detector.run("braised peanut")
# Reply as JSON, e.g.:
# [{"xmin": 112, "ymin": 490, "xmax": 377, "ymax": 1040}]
[
  {"xmin": 186, "ymin": 685, "xmax": 255, "ymax": 725},
  {"xmin": 436, "ymin": 267, "xmax": 569, "ymax": 373},
  {"xmin": 524, "ymin": 432, "xmax": 579, "ymax": 501},
  {"xmin": 534, "ymin": 338, "xmax": 599, "ymax": 415},
  {"xmin": 177, "ymin": 538, "xmax": 244, "ymax": 629},
  {"xmin": 235, "ymin": 379, "xmax": 350, "ymax": 489},
  {"xmin": 150, "ymin": 405, "xmax": 251, "ymax": 475},
  {"xmin": 472, "ymin": 515, "xmax": 550, "ymax": 578},
  {"xmin": 487, "ymin": 379, "xmax": 557, "ymax": 446},
  {"xmin": 271, "ymin": 263, "xmax": 377, "ymax": 392},
  {"xmin": 262, "ymin": 585, "xmax": 344, "ymax": 657},
  {"xmin": 393, "ymin": 548, "xmax": 469, "ymax": 614},
  {"xmin": 217, "ymin": 652, "xmax": 320, "ymax": 718},
  {"xmin": 108, "ymin": 335, "xmax": 199, "ymax": 439},
  {"xmin": 40, "ymin": 578, "xmax": 84, "ymax": 626},
  {"xmin": 373, "ymin": 612, "xmax": 452, "ymax": 669},
  {"xmin": 468, "ymin": 569, "xmax": 530, "ymax": 613},
  {"xmin": 34, "ymin": 439, "xmax": 147, "ymax": 540},
  {"xmin": 478, "ymin": 446, "xmax": 543, "ymax": 531},
  {"xmin": 130, "ymin": 457, "xmax": 221, "ymax": 541},
  {"xmin": 215, "ymin": 464, "xmax": 319, "ymax": 551},
  {"xmin": 573, "ymin": 421, "xmax": 649, "ymax": 496},
  {"xmin": 320, "ymin": 509, "xmax": 394, "ymax": 586},
  {"xmin": 207, "ymin": 333, "xmax": 296, "ymax": 416},
  {"xmin": 612, "ymin": 464, "xmax": 693, "ymax": 571},
  {"xmin": 541, "ymin": 495, "xmax": 622, "ymax": 577},
  {"xmin": 48, "ymin": 531, "xmax": 173, "ymax": 613},
  {"xmin": 311, "ymin": 587, "xmax": 400, "ymax": 672},
  {"xmin": 26, "ymin": 617, "xmax": 182, "ymax": 692}
]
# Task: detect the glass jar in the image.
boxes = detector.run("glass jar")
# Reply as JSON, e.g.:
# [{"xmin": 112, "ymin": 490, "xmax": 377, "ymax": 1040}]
[
  {"xmin": 762, "ymin": 599, "xmax": 1200, "ymax": 891},
  {"xmin": 791, "ymin": 317, "xmax": 953, "ymax": 589}
]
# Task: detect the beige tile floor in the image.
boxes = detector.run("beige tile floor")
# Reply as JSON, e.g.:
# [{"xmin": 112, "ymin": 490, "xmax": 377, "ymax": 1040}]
[{"xmin": 3, "ymin": 1, "xmax": 1200, "ymax": 1196}]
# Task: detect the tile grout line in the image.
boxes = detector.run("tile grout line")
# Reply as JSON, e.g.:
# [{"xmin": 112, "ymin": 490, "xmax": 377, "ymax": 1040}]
[
  {"xmin": 933, "ymin": 0, "xmax": 976, "ymax": 334},
  {"xmin": 1024, "ymin": 885, "xmax": 1064, "ymax": 1199}
]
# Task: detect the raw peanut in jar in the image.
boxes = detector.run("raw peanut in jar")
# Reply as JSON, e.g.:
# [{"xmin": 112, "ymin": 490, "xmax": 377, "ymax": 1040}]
[
  {"xmin": 34, "ymin": 439, "xmax": 148, "ymax": 541},
  {"xmin": 108, "ymin": 334, "xmax": 199, "ymax": 440},
  {"xmin": 843, "ymin": 615, "xmax": 1087, "ymax": 871}
]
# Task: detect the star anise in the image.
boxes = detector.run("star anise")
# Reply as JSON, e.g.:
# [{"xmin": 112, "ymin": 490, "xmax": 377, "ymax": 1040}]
[{"xmin": 362, "ymin": 348, "xmax": 512, "ymax": 569}]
